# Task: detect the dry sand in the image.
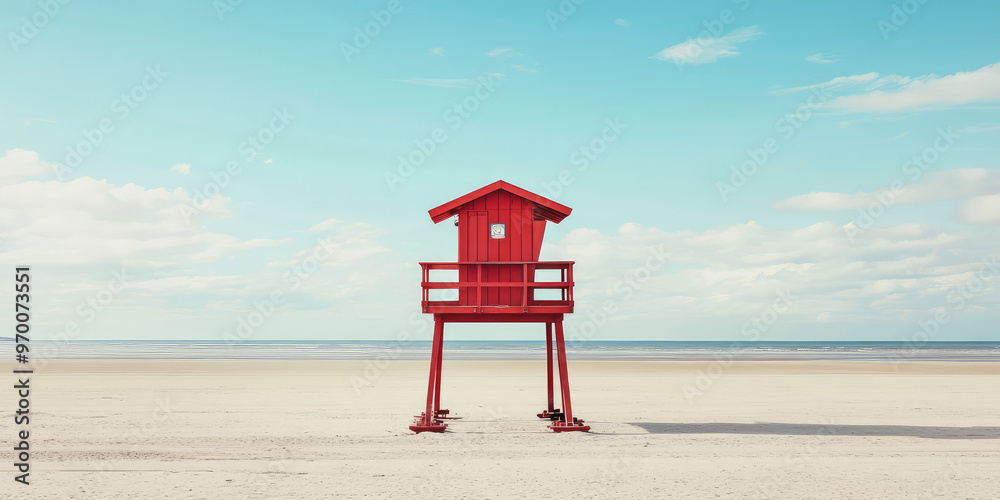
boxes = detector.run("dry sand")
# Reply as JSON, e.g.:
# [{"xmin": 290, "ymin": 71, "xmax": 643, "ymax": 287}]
[{"xmin": 9, "ymin": 359, "xmax": 1000, "ymax": 499}]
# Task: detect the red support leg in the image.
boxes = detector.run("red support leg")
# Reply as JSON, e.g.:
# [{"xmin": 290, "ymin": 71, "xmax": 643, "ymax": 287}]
[
  {"xmin": 555, "ymin": 320, "xmax": 572, "ymax": 423},
  {"xmin": 433, "ymin": 323, "xmax": 448, "ymax": 418},
  {"xmin": 410, "ymin": 316, "xmax": 447, "ymax": 433},
  {"xmin": 537, "ymin": 322, "xmax": 562, "ymax": 420},
  {"xmin": 426, "ymin": 317, "xmax": 442, "ymax": 421},
  {"xmin": 546, "ymin": 322, "xmax": 554, "ymax": 413},
  {"xmin": 549, "ymin": 318, "xmax": 589, "ymax": 432}
]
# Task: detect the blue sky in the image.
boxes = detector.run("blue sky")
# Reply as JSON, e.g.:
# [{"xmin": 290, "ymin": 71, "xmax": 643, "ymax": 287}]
[{"xmin": 1, "ymin": 1, "xmax": 998, "ymax": 342}]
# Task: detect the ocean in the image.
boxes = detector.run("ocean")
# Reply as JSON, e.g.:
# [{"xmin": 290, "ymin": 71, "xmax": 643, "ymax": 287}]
[{"xmin": 10, "ymin": 340, "xmax": 1000, "ymax": 361}]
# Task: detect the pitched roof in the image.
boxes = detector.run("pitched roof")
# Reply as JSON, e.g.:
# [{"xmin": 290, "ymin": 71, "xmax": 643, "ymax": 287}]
[{"xmin": 428, "ymin": 180, "xmax": 573, "ymax": 224}]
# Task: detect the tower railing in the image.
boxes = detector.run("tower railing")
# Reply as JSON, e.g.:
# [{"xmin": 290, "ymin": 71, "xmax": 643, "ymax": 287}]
[{"xmin": 419, "ymin": 261, "xmax": 574, "ymax": 314}]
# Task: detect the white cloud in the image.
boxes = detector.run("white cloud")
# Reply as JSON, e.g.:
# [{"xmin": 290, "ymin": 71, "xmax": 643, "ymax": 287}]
[
  {"xmin": 805, "ymin": 52, "xmax": 838, "ymax": 64},
  {"xmin": 773, "ymin": 168, "xmax": 1000, "ymax": 213},
  {"xmin": 0, "ymin": 150, "xmax": 409, "ymax": 341},
  {"xmin": 486, "ymin": 48, "xmax": 515, "ymax": 58},
  {"xmin": 13, "ymin": 148, "xmax": 996, "ymax": 340},
  {"xmin": 0, "ymin": 153, "xmax": 287, "ymax": 268},
  {"xmin": 131, "ymin": 222, "xmax": 393, "ymax": 298},
  {"xmin": 652, "ymin": 26, "xmax": 763, "ymax": 66},
  {"xmin": 25, "ymin": 117, "xmax": 56, "ymax": 126},
  {"xmin": 392, "ymin": 77, "xmax": 484, "ymax": 88},
  {"xmin": 960, "ymin": 194, "xmax": 1000, "ymax": 224},
  {"xmin": 264, "ymin": 158, "xmax": 274, "ymax": 164},
  {"xmin": 773, "ymin": 191, "xmax": 870, "ymax": 212},
  {"xmin": 778, "ymin": 73, "xmax": 881, "ymax": 94},
  {"xmin": 392, "ymin": 73, "xmax": 503, "ymax": 88},
  {"xmin": 543, "ymin": 220, "xmax": 1000, "ymax": 337},
  {"xmin": 429, "ymin": 47, "xmax": 445, "ymax": 56},
  {"xmin": 957, "ymin": 124, "xmax": 1000, "ymax": 134},
  {"xmin": 513, "ymin": 63, "xmax": 540, "ymax": 73},
  {"xmin": 310, "ymin": 217, "xmax": 337, "ymax": 232},
  {"xmin": 170, "ymin": 163, "xmax": 191, "ymax": 175},
  {"xmin": 35, "ymin": 220, "xmax": 402, "ymax": 341},
  {"xmin": 0, "ymin": 149, "xmax": 52, "ymax": 184},
  {"xmin": 774, "ymin": 168, "xmax": 1000, "ymax": 227},
  {"xmin": 787, "ymin": 61, "xmax": 1000, "ymax": 112},
  {"xmin": 614, "ymin": 18, "xmax": 628, "ymax": 27}
]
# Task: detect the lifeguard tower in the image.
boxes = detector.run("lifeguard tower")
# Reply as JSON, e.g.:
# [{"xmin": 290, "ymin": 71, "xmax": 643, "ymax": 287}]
[{"xmin": 410, "ymin": 180, "xmax": 590, "ymax": 433}]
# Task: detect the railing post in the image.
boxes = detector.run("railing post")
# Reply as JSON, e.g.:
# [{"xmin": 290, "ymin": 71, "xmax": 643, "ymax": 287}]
[
  {"xmin": 561, "ymin": 266, "xmax": 566, "ymax": 302},
  {"xmin": 421, "ymin": 264, "xmax": 427, "ymax": 311},
  {"xmin": 567, "ymin": 263, "xmax": 574, "ymax": 304},
  {"xmin": 523, "ymin": 263, "xmax": 528, "ymax": 312}
]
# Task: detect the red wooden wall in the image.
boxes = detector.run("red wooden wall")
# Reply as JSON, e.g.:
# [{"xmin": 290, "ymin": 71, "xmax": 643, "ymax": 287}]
[{"xmin": 455, "ymin": 189, "xmax": 546, "ymax": 307}]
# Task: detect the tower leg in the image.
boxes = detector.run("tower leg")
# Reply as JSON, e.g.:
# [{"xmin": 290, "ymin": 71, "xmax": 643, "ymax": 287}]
[
  {"xmin": 549, "ymin": 318, "xmax": 589, "ymax": 432},
  {"xmin": 410, "ymin": 316, "xmax": 447, "ymax": 433},
  {"xmin": 433, "ymin": 324, "xmax": 447, "ymax": 418},
  {"xmin": 546, "ymin": 322, "xmax": 554, "ymax": 413},
  {"xmin": 537, "ymin": 322, "xmax": 562, "ymax": 420},
  {"xmin": 555, "ymin": 320, "xmax": 573, "ymax": 424}
]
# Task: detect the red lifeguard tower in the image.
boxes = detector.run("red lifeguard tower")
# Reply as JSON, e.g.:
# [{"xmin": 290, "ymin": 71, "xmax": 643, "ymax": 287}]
[{"xmin": 410, "ymin": 180, "xmax": 590, "ymax": 433}]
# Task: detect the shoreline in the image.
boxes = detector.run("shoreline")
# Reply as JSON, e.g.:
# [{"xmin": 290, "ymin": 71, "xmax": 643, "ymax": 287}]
[{"xmin": 12, "ymin": 358, "xmax": 1000, "ymax": 375}]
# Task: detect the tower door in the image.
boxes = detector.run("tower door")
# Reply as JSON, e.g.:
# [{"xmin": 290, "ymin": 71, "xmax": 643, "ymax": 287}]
[
  {"xmin": 467, "ymin": 211, "xmax": 488, "ymax": 262},
  {"xmin": 460, "ymin": 211, "xmax": 488, "ymax": 306}
]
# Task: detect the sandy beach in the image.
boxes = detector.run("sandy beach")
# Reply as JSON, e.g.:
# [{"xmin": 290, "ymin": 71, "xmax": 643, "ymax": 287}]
[{"xmin": 13, "ymin": 358, "xmax": 1000, "ymax": 499}]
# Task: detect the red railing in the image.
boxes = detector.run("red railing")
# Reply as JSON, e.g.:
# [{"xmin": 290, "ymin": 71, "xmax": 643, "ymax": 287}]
[{"xmin": 420, "ymin": 261, "xmax": 574, "ymax": 314}]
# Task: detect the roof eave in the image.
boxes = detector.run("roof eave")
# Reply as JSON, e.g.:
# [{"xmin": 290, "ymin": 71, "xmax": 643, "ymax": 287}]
[{"xmin": 427, "ymin": 180, "xmax": 572, "ymax": 224}]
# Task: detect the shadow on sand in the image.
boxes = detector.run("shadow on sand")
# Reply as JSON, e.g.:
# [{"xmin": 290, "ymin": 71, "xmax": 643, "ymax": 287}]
[{"xmin": 629, "ymin": 422, "xmax": 1000, "ymax": 440}]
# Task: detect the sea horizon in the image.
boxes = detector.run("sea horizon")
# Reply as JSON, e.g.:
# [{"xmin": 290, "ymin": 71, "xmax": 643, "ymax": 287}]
[{"xmin": 9, "ymin": 339, "xmax": 1000, "ymax": 361}]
